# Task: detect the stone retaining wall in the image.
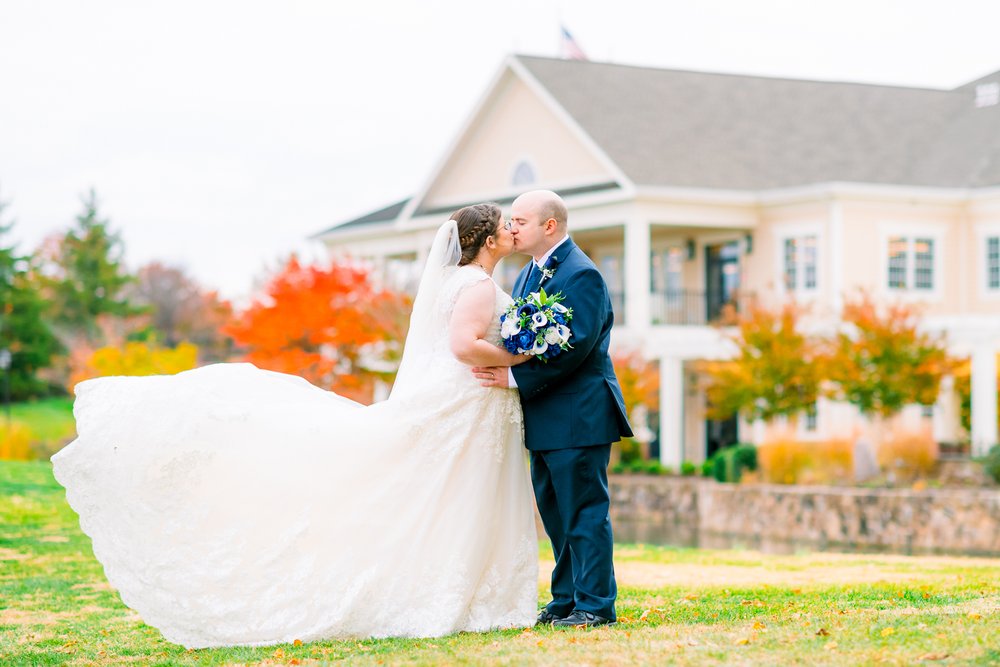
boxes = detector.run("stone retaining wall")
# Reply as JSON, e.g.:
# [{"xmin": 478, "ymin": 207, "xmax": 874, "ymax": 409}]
[{"xmin": 608, "ymin": 475, "xmax": 1000, "ymax": 554}]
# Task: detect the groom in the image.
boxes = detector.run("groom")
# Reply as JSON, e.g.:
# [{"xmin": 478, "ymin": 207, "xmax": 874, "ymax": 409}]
[{"xmin": 473, "ymin": 190, "xmax": 632, "ymax": 628}]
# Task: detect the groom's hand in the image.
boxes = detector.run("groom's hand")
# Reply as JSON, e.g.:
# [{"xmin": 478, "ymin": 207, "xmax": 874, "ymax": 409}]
[{"xmin": 472, "ymin": 366, "xmax": 508, "ymax": 388}]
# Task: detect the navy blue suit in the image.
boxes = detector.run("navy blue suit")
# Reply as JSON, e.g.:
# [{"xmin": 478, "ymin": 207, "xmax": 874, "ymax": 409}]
[{"xmin": 510, "ymin": 237, "xmax": 632, "ymax": 621}]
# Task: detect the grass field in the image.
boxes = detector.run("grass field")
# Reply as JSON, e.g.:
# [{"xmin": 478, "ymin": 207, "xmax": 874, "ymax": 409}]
[
  {"xmin": 2, "ymin": 460, "xmax": 999, "ymax": 666},
  {"xmin": 5, "ymin": 398, "xmax": 76, "ymax": 459}
]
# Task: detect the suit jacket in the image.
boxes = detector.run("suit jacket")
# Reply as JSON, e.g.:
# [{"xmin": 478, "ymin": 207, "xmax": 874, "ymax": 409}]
[{"xmin": 510, "ymin": 238, "xmax": 633, "ymax": 450}]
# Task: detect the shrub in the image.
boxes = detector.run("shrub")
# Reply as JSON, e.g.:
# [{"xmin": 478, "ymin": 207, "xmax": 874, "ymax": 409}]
[
  {"xmin": 616, "ymin": 437, "xmax": 642, "ymax": 465},
  {"xmin": 610, "ymin": 462, "xmax": 626, "ymax": 475},
  {"xmin": 709, "ymin": 444, "xmax": 758, "ymax": 483},
  {"xmin": 757, "ymin": 435, "xmax": 853, "ymax": 485},
  {"xmin": 701, "ymin": 459, "xmax": 713, "ymax": 477},
  {"xmin": 0, "ymin": 422, "xmax": 33, "ymax": 460},
  {"xmin": 680, "ymin": 461, "xmax": 697, "ymax": 476},
  {"xmin": 877, "ymin": 427, "xmax": 938, "ymax": 476},
  {"xmin": 643, "ymin": 460, "xmax": 664, "ymax": 475},
  {"xmin": 983, "ymin": 445, "xmax": 1000, "ymax": 484},
  {"xmin": 70, "ymin": 341, "xmax": 199, "ymax": 389}
]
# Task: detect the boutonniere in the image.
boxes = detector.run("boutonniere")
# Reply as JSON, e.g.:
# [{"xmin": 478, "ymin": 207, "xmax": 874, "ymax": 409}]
[{"xmin": 539, "ymin": 258, "xmax": 557, "ymax": 283}]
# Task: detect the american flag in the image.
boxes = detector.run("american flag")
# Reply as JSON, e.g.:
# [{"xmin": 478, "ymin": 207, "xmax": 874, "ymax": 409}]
[{"xmin": 560, "ymin": 25, "xmax": 588, "ymax": 61}]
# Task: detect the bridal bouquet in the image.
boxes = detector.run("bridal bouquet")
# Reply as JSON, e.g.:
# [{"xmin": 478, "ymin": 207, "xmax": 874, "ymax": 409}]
[{"xmin": 499, "ymin": 288, "xmax": 573, "ymax": 362}]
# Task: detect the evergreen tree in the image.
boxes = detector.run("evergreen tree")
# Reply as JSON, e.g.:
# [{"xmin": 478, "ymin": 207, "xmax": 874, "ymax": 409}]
[
  {"xmin": 43, "ymin": 188, "xmax": 142, "ymax": 342},
  {"xmin": 0, "ymin": 192, "xmax": 62, "ymax": 399}
]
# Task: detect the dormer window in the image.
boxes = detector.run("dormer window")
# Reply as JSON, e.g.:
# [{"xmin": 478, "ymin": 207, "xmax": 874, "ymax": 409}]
[{"xmin": 511, "ymin": 160, "xmax": 536, "ymax": 186}]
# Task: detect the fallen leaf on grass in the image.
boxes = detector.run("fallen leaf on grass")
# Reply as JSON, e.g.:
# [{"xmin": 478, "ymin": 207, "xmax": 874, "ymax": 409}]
[
  {"xmin": 683, "ymin": 594, "xmax": 699, "ymax": 601},
  {"xmin": 753, "ymin": 621, "xmax": 767, "ymax": 631},
  {"xmin": 824, "ymin": 642, "xmax": 838, "ymax": 651},
  {"xmin": 816, "ymin": 628, "xmax": 830, "ymax": 636},
  {"xmin": 880, "ymin": 627, "xmax": 895, "ymax": 637},
  {"xmin": 735, "ymin": 637, "xmax": 751, "ymax": 646},
  {"xmin": 967, "ymin": 613, "xmax": 982, "ymax": 620},
  {"xmin": 293, "ymin": 639, "xmax": 302, "ymax": 646},
  {"xmin": 916, "ymin": 652, "xmax": 950, "ymax": 661}
]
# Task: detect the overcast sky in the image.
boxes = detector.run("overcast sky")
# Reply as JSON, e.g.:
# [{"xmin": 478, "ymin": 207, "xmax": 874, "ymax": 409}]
[{"xmin": 3, "ymin": 0, "xmax": 1000, "ymax": 302}]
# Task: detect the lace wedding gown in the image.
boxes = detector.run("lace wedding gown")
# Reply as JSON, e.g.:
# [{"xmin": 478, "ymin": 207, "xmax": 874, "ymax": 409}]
[{"xmin": 51, "ymin": 261, "xmax": 539, "ymax": 649}]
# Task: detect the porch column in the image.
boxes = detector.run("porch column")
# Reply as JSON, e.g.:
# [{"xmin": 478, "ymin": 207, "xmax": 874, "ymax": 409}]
[
  {"xmin": 623, "ymin": 217, "xmax": 651, "ymax": 329},
  {"xmin": 971, "ymin": 344, "xmax": 999, "ymax": 456},
  {"xmin": 658, "ymin": 356, "xmax": 684, "ymax": 469}
]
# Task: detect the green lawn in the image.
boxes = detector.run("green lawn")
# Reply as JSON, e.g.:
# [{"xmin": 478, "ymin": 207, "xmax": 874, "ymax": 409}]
[
  {"xmin": 5, "ymin": 398, "xmax": 76, "ymax": 459},
  {"xmin": 2, "ymin": 460, "xmax": 999, "ymax": 666}
]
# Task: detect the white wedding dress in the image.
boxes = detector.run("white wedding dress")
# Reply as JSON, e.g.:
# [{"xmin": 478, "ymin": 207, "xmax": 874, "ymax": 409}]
[{"xmin": 51, "ymin": 222, "xmax": 539, "ymax": 649}]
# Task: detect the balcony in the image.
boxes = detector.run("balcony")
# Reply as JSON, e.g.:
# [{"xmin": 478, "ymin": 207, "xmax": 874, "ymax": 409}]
[{"xmin": 609, "ymin": 289, "xmax": 755, "ymax": 327}]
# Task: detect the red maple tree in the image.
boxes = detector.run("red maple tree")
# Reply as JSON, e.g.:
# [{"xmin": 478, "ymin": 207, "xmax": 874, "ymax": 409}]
[{"xmin": 224, "ymin": 256, "xmax": 412, "ymax": 404}]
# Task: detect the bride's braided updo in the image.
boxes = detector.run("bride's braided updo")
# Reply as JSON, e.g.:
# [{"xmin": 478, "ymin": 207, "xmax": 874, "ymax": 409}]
[{"xmin": 450, "ymin": 203, "xmax": 502, "ymax": 266}]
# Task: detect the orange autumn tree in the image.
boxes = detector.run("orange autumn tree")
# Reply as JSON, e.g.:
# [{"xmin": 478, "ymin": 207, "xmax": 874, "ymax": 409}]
[
  {"xmin": 611, "ymin": 350, "xmax": 661, "ymax": 461},
  {"xmin": 698, "ymin": 302, "xmax": 824, "ymax": 424},
  {"xmin": 224, "ymin": 256, "xmax": 412, "ymax": 404},
  {"xmin": 612, "ymin": 350, "xmax": 660, "ymax": 422},
  {"xmin": 826, "ymin": 291, "xmax": 953, "ymax": 420}
]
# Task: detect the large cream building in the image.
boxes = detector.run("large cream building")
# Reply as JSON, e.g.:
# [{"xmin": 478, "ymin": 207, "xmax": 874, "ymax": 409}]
[{"xmin": 315, "ymin": 55, "xmax": 1000, "ymax": 466}]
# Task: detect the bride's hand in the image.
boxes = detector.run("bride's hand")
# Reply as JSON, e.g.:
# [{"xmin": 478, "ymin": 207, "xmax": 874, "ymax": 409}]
[{"xmin": 472, "ymin": 366, "xmax": 509, "ymax": 388}]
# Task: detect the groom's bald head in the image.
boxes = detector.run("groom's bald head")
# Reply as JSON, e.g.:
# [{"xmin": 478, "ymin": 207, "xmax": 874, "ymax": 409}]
[{"xmin": 514, "ymin": 190, "xmax": 568, "ymax": 232}]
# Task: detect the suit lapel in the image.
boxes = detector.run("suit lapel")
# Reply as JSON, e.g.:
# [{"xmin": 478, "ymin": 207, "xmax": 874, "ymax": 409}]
[{"xmin": 516, "ymin": 237, "xmax": 577, "ymax": 298}]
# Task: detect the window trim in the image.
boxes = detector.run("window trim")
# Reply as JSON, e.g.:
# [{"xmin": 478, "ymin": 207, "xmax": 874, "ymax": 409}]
[
  {"xmin": 774, "ymin": 222, "xmax": 823, "ymax": 298},
  {"xmin": 877, "ymin": 223, "xmax": 945, "ymax": 301},
  {"xmin": 975, "ymin": 221, "xmax": 1000, "ymax": 300}
]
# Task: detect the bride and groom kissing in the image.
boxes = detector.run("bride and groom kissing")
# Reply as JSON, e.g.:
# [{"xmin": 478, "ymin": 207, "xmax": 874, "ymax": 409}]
[{"xmin": 52, "ymin": 189, "xmax": 633, "ymax": 648}]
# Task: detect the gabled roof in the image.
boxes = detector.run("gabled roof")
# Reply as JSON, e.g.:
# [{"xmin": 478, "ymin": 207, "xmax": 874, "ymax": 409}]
[
  {"xmin": 312, "ymin": 198, "xmax": 409, "ymax": 238},
  {"xmin": 319, "ymin": 57, "xmax": 1000, "ymax": 236},
  {"xmin": 516, "ymin": 56, "xmax": 1000, "ymax": 190}
]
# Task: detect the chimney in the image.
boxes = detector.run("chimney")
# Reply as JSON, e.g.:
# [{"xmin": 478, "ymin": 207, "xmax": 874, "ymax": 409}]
[{"xmin": 975, "ymin": 82, "xmax": 1000, "ymax": 108}]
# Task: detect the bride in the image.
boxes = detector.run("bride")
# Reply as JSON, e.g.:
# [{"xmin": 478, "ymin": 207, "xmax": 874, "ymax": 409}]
[{"xmin": 51, "ymin": 203, "xmax": 539, "ymax": 649}]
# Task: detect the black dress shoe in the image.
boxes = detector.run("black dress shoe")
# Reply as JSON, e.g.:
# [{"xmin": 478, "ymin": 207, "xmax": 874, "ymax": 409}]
[
  {"xmin": 552, "ymin": 610, "xmax": 616, "ymax": 628},
  {"xmin": 536, "ymin": 609, "xmax": 567, "ymax": 624}
]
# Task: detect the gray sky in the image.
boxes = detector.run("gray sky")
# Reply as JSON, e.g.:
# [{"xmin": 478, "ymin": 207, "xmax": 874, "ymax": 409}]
[{"xmin": 3, "ymin": 0, "xmax": 1000, "ymax": 301}]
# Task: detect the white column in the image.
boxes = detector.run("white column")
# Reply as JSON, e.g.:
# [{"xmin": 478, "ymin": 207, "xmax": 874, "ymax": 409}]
[
  {"xmin": 971, "ymin": 345, "xmax": 999, "ymax": 456},
  {"xmin": 933, "ymin": 375, "xmax": 958, "ymax": 444},
  {"xmin": 828, "ymin": 197, "xmax": 844, "ymax": 315},
  {"xmin": 658, "ymin": 356, "xmax": 684, "ymax": 469},
  {"xmin": 624, "ymin": 217, "xmax": 651, "ymax": 330}
]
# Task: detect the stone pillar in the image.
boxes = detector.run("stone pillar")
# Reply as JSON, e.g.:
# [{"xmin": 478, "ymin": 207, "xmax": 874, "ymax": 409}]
[
  {"xmin": 624, "ymin": 217, "xmax": 651, "ymax": 330},
  {"xmin": 659, "ymin": 356, "xmax": 684, "ymax": 469},
  {"xmin": 971, "ymin": 345, "xmax": 999, "ymax": 456}
]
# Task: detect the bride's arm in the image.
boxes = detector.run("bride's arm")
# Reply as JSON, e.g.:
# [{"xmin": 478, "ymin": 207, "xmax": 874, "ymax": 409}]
[{"xmin": 449, "ymin": 280, "xmax": 529, "ymax": 368}]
